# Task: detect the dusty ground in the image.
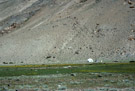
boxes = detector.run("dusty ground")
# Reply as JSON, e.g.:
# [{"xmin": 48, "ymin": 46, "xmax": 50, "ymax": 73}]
[{"xmin": 0, "ymin": 0, "xmax": 135, "ymax": 64}]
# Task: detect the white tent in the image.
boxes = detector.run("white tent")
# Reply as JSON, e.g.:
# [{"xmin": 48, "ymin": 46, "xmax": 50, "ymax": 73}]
[{"xmin": 87, "ymin": 58, "xmax": 94, "ymax": 63}]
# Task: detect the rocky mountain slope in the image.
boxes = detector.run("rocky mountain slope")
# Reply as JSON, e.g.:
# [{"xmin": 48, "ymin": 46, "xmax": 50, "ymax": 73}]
[{"xmin": 0, "ymin": 0, "xmax": 135, "ymax": 64}]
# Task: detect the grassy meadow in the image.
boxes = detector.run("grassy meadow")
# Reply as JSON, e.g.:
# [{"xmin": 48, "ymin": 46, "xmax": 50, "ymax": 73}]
[{"xmin": 0, "ymin": 63, "xmax": 135, "ymax": 77}]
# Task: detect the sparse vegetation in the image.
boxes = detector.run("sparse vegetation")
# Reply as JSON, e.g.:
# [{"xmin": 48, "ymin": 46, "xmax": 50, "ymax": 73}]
[
  {"xmin": 0, "ymin": 63, "xmax": 135, "ymax": 90},
  {"xmin": 80, "ymin": 0, "xmax": 87, "ymax": 3}
]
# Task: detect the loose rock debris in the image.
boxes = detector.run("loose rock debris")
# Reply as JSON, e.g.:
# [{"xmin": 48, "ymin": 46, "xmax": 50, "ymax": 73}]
[
  {"xmin": 128, "ymin": 36, "xmax": 135, "ymax": 41},
  {"xmin": 0, "ymin": 0, "xmax": 135, "ymax": 64}
]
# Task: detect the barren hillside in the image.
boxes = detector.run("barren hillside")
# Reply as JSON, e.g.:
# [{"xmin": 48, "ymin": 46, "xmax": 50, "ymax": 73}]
[{"xmin": 0, "ymin": 0, "xmax": 135, "ymax": 64}]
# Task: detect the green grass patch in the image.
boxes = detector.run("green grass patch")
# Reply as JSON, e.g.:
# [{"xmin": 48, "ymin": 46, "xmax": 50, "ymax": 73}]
[{"xmin": 0, "ymin": 63, "xmax": 135, "ymax": 77}]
